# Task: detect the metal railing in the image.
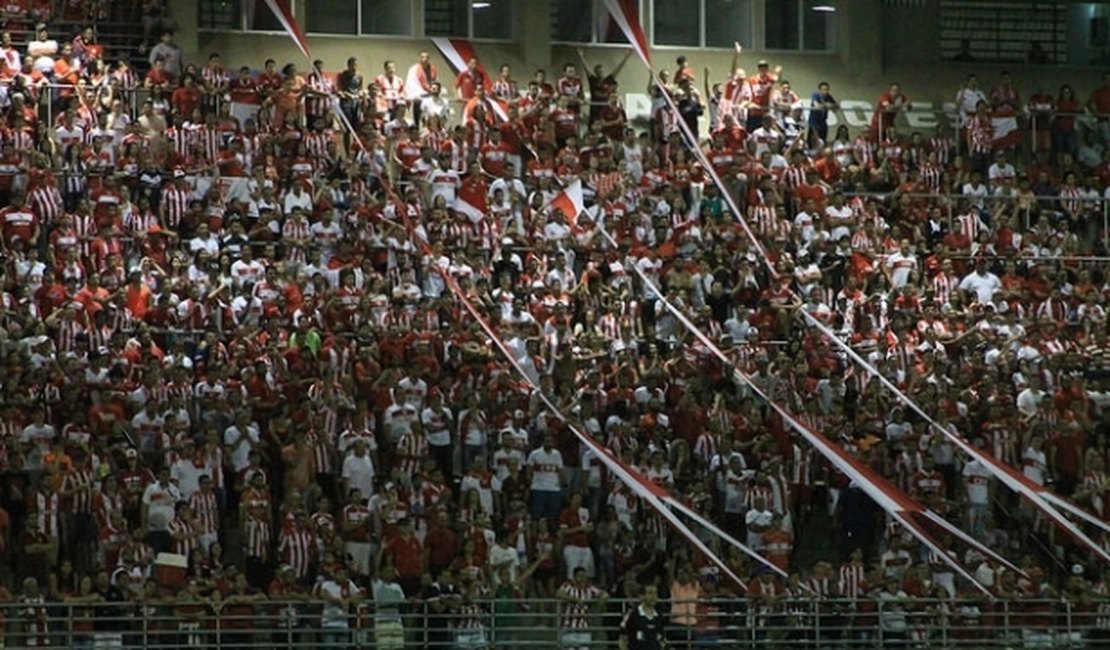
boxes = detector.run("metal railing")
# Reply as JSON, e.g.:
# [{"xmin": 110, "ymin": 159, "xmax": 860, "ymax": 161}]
[{"xmin": 0, "ymin": 596, "xmax": 1106, "ymax": 648}]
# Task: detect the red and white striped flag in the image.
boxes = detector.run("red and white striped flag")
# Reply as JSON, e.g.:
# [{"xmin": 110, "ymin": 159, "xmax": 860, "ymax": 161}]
[{"xmin": 262, "ymin": 0, "xmax": 312, "ymax": 62}]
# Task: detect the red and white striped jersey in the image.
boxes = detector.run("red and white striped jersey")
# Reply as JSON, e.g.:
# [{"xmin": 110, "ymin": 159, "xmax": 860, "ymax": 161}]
[
  {"xmin": 36, "ymin": 490, "xmax": 61, "ymax": 538},
  {"xmin": 929, "ymin": 136, "xmax": 954, "ymax": 166},
  {"xmin": 791, "ymin": 444, "xmax": 814, "ymax": 486},
  {"xmin": 782, "ymin": 165, "xmax": 807, "ymax": 191},
  {"xmin": 837, "ymin": 562, "xmax": 867, "ymax": 599},
  {"xmin": 306, "ymin": 429, "xmax": 335, "ymax": 474},
  {"xmin": 165, "ymin": 126, "xmax": 191, "ymax": 158},
  {"xmin": 196, "ymin": 127, "xmax": 221, "ymax": 163},
  {"xmin": 167, "ymin": 516, "xmax": 199, "ymax": 557},
  {"xmin": 968, "ymin": 116, "xmax": 993, "ymax": 154},
  {"xmin": 279, "ymin": 526, "xmax": 319, "ymax": 579},
  {"xmin": 189, "ymin": 489, "xmax": 220, "ymax": 534},
  {"xmin": 852, "ymin": 136, "xmax": 874, "ymax": 168},
  {"xmin": 558, "ymin": 581, "xmax": 605, "ymax": 629},
  {"xmin": 241, "ymin": 486, "xmax": 272, "ymax": 559},
  {"xmin": 125, "ymin": 209, "xmax": 159, "ymax": 235},
  {"xmin": 29, "ymin": 185, "xmax": 63, "ymax": 226},
  {"xmin": 201, "ymin": 66, "xmax": 230, "ymax": 93},
  {"xmin": 93, "ymin": 490, "xmax": 124, "ymax": 526},
  {"xmin": 161, "ymin": 185, "xmax": 191, "ymax": 229},
  {"xmin": 919, "ymin": 161, "xmax": 943, "ymax": 192},
  {"xmin": 61, "ymin": 467, "xmax": 96, "ymax": 514},
  {"xmin": 394, "ymin": 431, "xmax": 427, "ymax": 479},
  {"xmin": 305, "ymin": 72, "xmax": 334, "ymax": 117},
  {"xmin": 931, "ymin": 273, "xmax": 959, "ymax": 306},
  {"xmin": 1059, "ymin": 185, "xmax": 1083, "ymax": 216}
]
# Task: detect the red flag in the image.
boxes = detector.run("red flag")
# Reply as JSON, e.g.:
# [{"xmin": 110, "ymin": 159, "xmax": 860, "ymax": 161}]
[{"xmin": 262, "ymin": 0, "xmax": 312, "ymax": 62}]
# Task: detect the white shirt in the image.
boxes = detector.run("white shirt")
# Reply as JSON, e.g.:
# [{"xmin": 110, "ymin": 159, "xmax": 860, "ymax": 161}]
[
  {"xmin": 141, "ymin": 481, "xmax": 182, "ymax": 531},
  {"xmin": 1022, "ymin": 447, "xmax": 1047, "ymax": 485},
  {"xmin": 342, "ymin": 452, "xmax": 376, "ymax": 499},
  {"xmin": 885, "ymin": 251, "xmax": 917, "ymax": 288},
  {"xmin": 488, "ymin": 543, "xmax": 521, "ymax": 585},
  {"xmin": 283, "ymin": 191, "xmax": 313, "ymax": 214},
  {"xmin": 958, "ymin": 271, "xmax": 1002, "ymax": 305},
  {"xmin": 224, "ymin": 424, "xmax": 260, "ymax": 472},
  {"xmin": 526, "ymin": 447, "xmax": 564, "ymax": 492},
  {"xmin": 962, "ymin": 459, "xmax": 991, "ymax": 504},
  {"xmin": 318, "ymin": 579, "xmax": 361, "ymax": 628},
  {"xmin": 744, "ymin": 508, "xmax": 773, "ymax": 550},
  {"xmin": 170, "ymin": 457, "xmax": 207, "ymax": 500}
]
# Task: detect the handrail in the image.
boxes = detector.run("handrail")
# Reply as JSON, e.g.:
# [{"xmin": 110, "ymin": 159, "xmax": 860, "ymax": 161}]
[{"xmin": 0, "ymin": 596, "xmax": 1104, "ymax": 648}]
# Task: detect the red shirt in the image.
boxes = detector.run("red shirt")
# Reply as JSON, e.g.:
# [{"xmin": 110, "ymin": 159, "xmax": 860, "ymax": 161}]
[
  {"xmin": 384, "ymin": 533, "xmax": 423, "ymax": 579},
  {"xmin": 424, "ymin": 524, "xmax": 459, "ymax": 573}
]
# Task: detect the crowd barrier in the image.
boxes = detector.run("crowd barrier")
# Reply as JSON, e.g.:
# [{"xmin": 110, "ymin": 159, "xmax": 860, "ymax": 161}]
[{"xmin": 0, "ymin": 596, "xmax": 1106, "ymax": 648}]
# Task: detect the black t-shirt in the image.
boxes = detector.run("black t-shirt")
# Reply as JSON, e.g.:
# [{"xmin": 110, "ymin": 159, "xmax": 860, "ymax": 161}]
[{"xmin": 620, "ymin": 604, "xmax": 667, "ymax": 650}]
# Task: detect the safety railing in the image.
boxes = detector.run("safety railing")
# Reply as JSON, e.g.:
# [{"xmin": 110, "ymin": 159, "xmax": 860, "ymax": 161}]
[{"xmin": 0, "ymin": 596, "xmax": 1106, "ymax": 648}]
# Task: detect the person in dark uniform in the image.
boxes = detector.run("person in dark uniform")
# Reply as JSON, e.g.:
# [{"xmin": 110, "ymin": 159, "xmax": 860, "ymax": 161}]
[{"xmin": 619, "ymin": 583, "xmax": 668, "ymax": 650}]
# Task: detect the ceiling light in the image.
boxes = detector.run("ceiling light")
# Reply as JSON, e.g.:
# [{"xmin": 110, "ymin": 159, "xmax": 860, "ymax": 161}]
[
  {"xmin": 472, "ymin": 1, "xmax": 490, "ymax": 8},
  {"xmin": 813, "ymin": 3, "xmax": 836, "ymax": 11}
]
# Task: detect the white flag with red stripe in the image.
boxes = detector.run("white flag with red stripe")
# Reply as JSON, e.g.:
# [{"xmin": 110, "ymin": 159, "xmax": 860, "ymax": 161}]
[
  {"xmin": 550, "ymin": 179, "xmax": 585, "ymax": 219},
  {"xmin": 262, "ymin": 0, "xmax": 312, "ymax": 62},
  {"xmin": 455, "ymin": 196, "xmax": 485, "ymax": 223}
]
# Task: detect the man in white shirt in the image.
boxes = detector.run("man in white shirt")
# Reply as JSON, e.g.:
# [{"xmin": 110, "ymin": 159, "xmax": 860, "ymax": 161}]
[
  {"xmin": 229, "ymin": 245, "xmax": 265, "ymax": 287},
  {"xmin": 744, "ymin": 495, "xmax": 774, "ymax": 551},
  {"xmin": 1016, "ymin": 377, "xmax": 1046, "ymax": 419},
  {"xmin": 341, "ymin": 439, "xmax": 376, "ymax": 500},
  {"xmin": 962, "ymin": 437, "xmax": 992, "ymax": 537},
  {"xmin": 958, "ymin": 257, "xmax": 1002, "ymax": 306},
  {"xmin": 987, "ymin": 151, "xmax": 1016, "ymax": 188},
  {"xmin": 27, "ymin": 24, "xmax": 58, "ymax": 75},
  {"xmin": 884, "ymin": 239, "xmax": 917, "ymax": 289},
  {"xmin": 316, "ymin": 565, "xmax": 361, "ymax": 644},
  {"xmin": 169, "ymin": 439, "xmax": 207, "ymax": 500},
  {"xmin": 188, "ymin": 223, "xmax": 221, "ymax": 256},
  {"xmin": 223, "ymin": 411, "xmax": 260, "ymax": 473},
  {"xmin": 283, "ymin": 186, "xmax": 313, "ymax": 215},
  {"xmin": 141, "ymin": 467, "xmax": 182, "ymax": 553},
  {"xmin": 526, "ymin": 433, "xmax": 564, "ymax": 526}
]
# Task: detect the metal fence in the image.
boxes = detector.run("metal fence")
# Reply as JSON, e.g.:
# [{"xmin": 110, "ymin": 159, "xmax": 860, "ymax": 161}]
[{"xmin": 0, "ymin": 596, "xmax": 1107, "ymax": 648}]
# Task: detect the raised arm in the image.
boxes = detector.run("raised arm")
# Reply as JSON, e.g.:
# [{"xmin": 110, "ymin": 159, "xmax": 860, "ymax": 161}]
[{"xmin": 610, "ymin": 50, "xmax": 634, "ymax": 79}]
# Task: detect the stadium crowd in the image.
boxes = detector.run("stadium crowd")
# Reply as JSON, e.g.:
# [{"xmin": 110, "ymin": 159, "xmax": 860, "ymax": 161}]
[{"xmin": 0, "ymin": 2, "xmax": 1107, "ymax": 648}]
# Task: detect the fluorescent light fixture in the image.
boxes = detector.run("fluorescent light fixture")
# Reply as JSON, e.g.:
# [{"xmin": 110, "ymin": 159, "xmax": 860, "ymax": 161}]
[
  {"xmin": 472, "ymin": 1, "xmax": 491, "ymax": 8},
  {"xmin": 813, "ymin": 3, "xmax": 836, "ymax": 11}
]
